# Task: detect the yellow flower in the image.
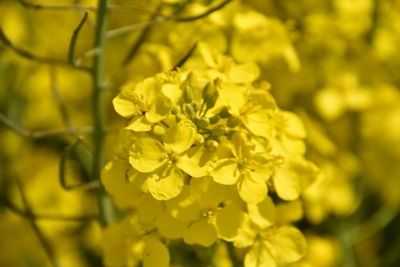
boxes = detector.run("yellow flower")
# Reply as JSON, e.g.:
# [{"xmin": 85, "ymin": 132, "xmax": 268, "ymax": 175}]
[
  {"xmin": 164, "ymin": 178, "xmax": 244, "ymax": 247},
  {"xmin": 129, "ymin": 119, "xmax": 212, "ymax": 200},
  {"xmin": 211, "ymin": 131, "xmax": 275, "ymax": 203},
  {"xmin": 244, "ymin": 226, "xmax": 307, "ymax": 267}
]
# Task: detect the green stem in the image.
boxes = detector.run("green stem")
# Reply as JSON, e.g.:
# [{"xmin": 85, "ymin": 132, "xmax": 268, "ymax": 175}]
[{"xmin": 92, "ymin": 0, "xmax": 111, "ymax": 226}]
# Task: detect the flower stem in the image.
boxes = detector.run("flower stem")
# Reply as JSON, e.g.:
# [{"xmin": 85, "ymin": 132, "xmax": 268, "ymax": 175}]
[{"xmin": 92, "ymin": 0, "xmax": 112, "ymax": 226}]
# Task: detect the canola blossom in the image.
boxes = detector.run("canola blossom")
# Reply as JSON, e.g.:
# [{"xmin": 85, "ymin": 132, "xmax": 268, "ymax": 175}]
[
  {"xmin": 2, "ymin": 0, "xmax": 400, "ymax": 266},
  {"xmin": 102, "ymin": 44, "xmax": 318, "ymax": 266}
]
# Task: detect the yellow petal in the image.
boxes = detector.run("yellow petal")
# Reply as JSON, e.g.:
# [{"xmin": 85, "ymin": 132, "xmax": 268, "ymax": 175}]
[
  {"xmin": 216, "ymin": 204, "xmax": 244, "ymax": 240},
  {"xmin": 218, "ymin": 83, "xmax": 246, "ymax": 116},
  {"xmin": 233, "ymin": 214, "xmax": 257, "ymax": 248},
  {"xmin": 210, "ymin": 159, "xmax": 240, "ymax": 185},
  {"xmin": 244, "ymin": 110, "xmax": 275, "ymax": 139},
  {"xmin": 162, "ymin": 83, "xmax": 182, "ymax": 103},
  {"xmin": 250, "ymin": 153, "xmax": 275, "ymax": 183},
  {"xmin": 166, "ymin": 185, "xmax": 201, "ymax": 222},
  {"xmin": 138, "ymin": 194, "xmax": 162, "ymax": 225},
  {"xmin": 101, "ymin": 218, "xmax": 139, "ymax": 267},
  {"xmin": 265, "ymin": 226, "xmax": 307, "ymax": 264},
  {"xmin": 112, "ymin": 84, "xmax": 140, "ymax": 118},
  {"xmin": 129, "ymin": 136, "xmax": 167, "ymax": 173},
  {"xmin": 156, "ymin": 211, "xmax": 187, "ymax": 239},
  {"xmin": 143, "ymin": 238, "xmax": 170, "ymax": 267},
  {"xmin": 244, "ymin": 240, "xmax": 276, "ymax": 267},
  {"xmin": 190, "ymin": 177, "xmax": 228, "ymax": 210},
  {"xmin": 183, "ymin": 218, "xmax": 218, "ymax": 247},
  {"xmin": 101, "ymin": 161, "xmax": 145, "ymax": 209},
  {"xmin": 248, "ymin": 196, "xmax": 276, "ymax": 229},
  {"xmin": 177, "ymin": 145, "xmax": 213, "ymax": 177},
  {"xmin": 228, "ymin": 62, "xmax": 260, "ymax": 83},
  {"xmin": 126, "ymin": 115, "xmax": 152, "ymax": 132},
  {"xmin": 164, "ymin": 119, "xmax": 197, "ymax": 154},
  {"xmin": 238, "ymin": 174, "xmax": 267, "ymax": 204},
  {"xmin": 145, "ymin": 97, "xmax": 171, "ymax": 123},
  {"xmin": 275, "ymin": 200, "xmax": 303, "ymax": 224},
  {"xmin": 274, "ymin": 160, "xmax": 318, "ymax": 201},
  {"xmin": 147, "ymin": 166, "xmax": 184, "ymax": 200},
  {"xmin": 281, "ymin": 111, "xmax": 307, "ymax": 139}
]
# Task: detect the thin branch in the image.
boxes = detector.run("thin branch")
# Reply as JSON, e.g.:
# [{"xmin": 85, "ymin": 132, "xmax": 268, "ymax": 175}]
[
  {"xmin": 16, "ymin": 0, "xmax": 154, "ymax": 13},
  {"xmin": 49, "ymin": 67, "xmax": 75, "ymax": 131},
  {"xmin": 106, "ymin": 17, "xmax": 166, "ymax": 39},
  {"xmin": 352, "ymin": 204, "xmax": 398, "ymax": 244},
  {"xmin": 106, "ymin": 0, "xmax": 233, "ymax": 38},
  {"xmin": 59, "ymin": 139, "xmax": 101, "ymax": 191},
  {"xmin": 122, "ymin": 4, "xmax": 163, "ymax": 65},
  {"xmin": 173, "ymin": 42, "xmax": 198, "ymax": 70},
  {"xmin": 226, "ymin": 242, "xmax": 241, "ymax": 267},
  {"xmin": 0, "ymin": 28, "xmax": 90, "ymax": 72},
  {"xmin": 172, "ymin": 0, "xmax": 233, "ymax": 22},
  {"xmin": 122, "ymin": 1, "xmax": 194, "ymax": 65},
  {"xmin": 68, "ymin": 11, "xmax": 89, "ymax": 65},
  {"xmin": 74, "ymin": 48, "xmax": 100, "ymax": 66},
  {"xmin": 2, "ymin": 198, "xmax": 98, "ymax": 221},
  {"xmin": 0, "ymin": 113, "xmax": 92, "ymax": 138},
  {"xmin": 91, "ymin": 0, "xmax": 111, "ymax": 226},
  {"xmin": 0, "ymin": 113, "xmax": 30, "ymax": 137},
  {"xmin": 15, "ymin": 178, "xmax": 60, "ymax": 267}
]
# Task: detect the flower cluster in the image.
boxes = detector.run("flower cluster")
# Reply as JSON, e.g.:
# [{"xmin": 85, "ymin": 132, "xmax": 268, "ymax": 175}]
[{"xmin": 101, "ymin": 44, "xmax": 318, "ymax": 266}]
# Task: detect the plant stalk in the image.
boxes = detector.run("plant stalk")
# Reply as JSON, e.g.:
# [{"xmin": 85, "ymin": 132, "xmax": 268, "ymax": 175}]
[{"xmin": 92, "ymin": 0, "xmax": 110, "ymax": 226}]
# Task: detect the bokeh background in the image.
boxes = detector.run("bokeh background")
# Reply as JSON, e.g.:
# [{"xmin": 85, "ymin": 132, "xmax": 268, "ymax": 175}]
[{"xmin": 1, "ymin": 0, "xmax": 400, "ymax": 266}]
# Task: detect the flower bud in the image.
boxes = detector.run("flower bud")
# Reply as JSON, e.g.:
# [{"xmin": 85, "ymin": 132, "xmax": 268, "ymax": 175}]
[
  {"xmin": 186, "ymin": 71, "xmax": 196, "ymax": 85},
  {"xmin": 196, "ymin": 117, "xmax": 209, "ymax": 129},
  {"xmin": 184, "ymin": 103, "xmax": 195, "ymax": 117},
  {"xmin": 227, "ymin": 116, "xmax": 241, "ymax": 127},
  {"xmin": 205, "ymin": 140, "xmax": 219, "ymax": 152},
  {"xmin": 209, "ymin": 115, "xmax": 220, "ymax": 124},
  {"xmin": 202, "ymin": 82, "xmax": 218, "ymax": 109},
  {"xmin": 192, "ymin": 115, "xmax": 201, "ymax": 124},
  {"xmin": 183, "ymin": 84, "xmax": 194, "ymax": 103},
  {"xmin": 152, "ymin": 125, "xmax": 166, "ymax": 136},
  {"xmin": 219, "ymin": 107, "xmax": 230, "ymax": 118},
  {"xmin": 192, "ymin": 101, "xmax": 200, "ymax": 112},
  {"xmin": 195, "ymin": 134, "xmax": 204, "ymax": 144},
  {"xmin": 211, "ymin": 125, "xmax": 228, "ymax": 138}
]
